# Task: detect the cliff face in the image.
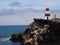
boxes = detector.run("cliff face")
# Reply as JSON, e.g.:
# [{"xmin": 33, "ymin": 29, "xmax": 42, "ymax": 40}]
[{"xmin": 10, "ymin": 19, "xmax": 60, "ymax": 45}]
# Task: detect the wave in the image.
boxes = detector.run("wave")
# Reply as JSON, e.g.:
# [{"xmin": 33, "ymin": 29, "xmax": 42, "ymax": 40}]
[{"xmin": 0, "ymin": 37, "xmax": 11, "ymax": 42}]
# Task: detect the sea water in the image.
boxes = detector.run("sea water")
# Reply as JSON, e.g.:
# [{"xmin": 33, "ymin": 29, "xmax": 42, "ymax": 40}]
[{"xmin": 0, "ymin": 25, "xmax": 28, "ymax": 45}]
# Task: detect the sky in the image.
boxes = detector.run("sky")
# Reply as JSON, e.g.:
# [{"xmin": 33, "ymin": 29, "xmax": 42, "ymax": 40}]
[
  {"xmin": 0, "ymin": 0, "xmax": 60, "ymax": 25},
  {"xmin": 0, "ymin": 0, "xmax": 60, "ymax": 10}
]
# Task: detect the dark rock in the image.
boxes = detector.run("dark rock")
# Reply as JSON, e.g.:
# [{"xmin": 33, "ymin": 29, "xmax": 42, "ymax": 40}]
[{"xmin": 10, "ymin": 19, "xmax": 60, "ymax": 45}]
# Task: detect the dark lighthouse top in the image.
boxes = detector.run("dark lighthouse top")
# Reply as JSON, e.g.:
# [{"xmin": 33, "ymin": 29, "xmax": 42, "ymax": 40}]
[{"xmin": 45, "ymin": 7, "xmax": 50, "ymax": 16}]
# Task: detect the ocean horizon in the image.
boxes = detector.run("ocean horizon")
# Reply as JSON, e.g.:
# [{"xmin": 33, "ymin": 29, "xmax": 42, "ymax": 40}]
[{"xmin": 0, "ymin": 25, "xmax": 28, "ymax": 45}]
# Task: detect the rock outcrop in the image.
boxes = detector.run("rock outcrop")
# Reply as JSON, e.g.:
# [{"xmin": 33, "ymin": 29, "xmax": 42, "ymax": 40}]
[{"xmin": 10, "ymin": 19, "xmax": 60, "ymax": 45}]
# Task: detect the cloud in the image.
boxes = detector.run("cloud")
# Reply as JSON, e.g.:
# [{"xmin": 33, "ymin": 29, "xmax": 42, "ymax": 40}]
[
  {"xmin": 0, "ymin": 8, "xmax": 60, "ymax": 25},
  {"xmin": 0, "ymin": 11, "xmax": 44, "ymax": 25},
  {"xmin": 0, "ymin": 8, "xmax": 41, "ymax": 15},
  {"xmin": 0, "ymin": 10, "xmax": 60, "ymax": 25},
  {"xmin": 0, "ymin": 0, "xmax": 60, "ymax": 10},
  {"xmin": 0, "ymin": 8, "xmax": 44, "ymax": 25},
  {"xmin": 24, "ymin": 4, "xmax": 37, "ymax": 7},
  {"xmin": 9, "ymin": 2, "xmax": 21, "ymax": 7}
]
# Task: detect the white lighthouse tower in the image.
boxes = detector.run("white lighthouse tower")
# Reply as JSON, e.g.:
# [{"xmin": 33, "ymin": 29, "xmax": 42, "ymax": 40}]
[{"xmin": 45, "ymin": 6, "xmax": 50, "ymax": 20}]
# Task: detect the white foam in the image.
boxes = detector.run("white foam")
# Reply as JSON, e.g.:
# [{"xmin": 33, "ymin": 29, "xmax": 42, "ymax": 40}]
[{"xmin": 0, "ymin": 37, "xmax": 11, "ymax": 42}]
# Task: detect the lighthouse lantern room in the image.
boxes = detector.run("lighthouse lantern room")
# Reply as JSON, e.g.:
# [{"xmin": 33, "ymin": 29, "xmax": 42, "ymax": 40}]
[{"xmin": 45, "ymin": 6, "xmax": 50, "ymax": 20}]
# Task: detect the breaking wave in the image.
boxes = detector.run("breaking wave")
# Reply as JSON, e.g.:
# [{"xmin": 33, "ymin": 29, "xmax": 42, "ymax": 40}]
[{"xmin": 0, "ymin": 37, "xmax": 11, "ymax": 42}]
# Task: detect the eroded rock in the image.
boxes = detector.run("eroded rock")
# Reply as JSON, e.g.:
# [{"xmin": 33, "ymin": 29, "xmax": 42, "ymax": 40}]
[{"xmin": 10, "ymin": 19, "xmax": 60, "ymax": 45}]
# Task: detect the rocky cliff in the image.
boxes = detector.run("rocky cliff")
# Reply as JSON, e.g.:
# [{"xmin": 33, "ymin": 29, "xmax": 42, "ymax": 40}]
[{"xmin": 10, "ymin": 19, "xmax": 60, "ymax": 45}]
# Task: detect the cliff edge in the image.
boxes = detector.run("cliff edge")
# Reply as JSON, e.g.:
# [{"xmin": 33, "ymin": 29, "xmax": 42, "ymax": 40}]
[{"xmin": 10, "ymin": 19, "xmax": 60, "ymax": 45}]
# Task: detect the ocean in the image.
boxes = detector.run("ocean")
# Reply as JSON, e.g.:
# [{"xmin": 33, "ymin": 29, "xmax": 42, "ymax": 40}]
[{"xmin": 0, "ymin": 25, "xmax": 28, "ymax": 45}]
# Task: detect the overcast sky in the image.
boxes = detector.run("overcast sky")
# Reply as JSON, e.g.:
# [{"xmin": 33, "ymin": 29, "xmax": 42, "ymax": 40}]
[
  {"xmin": 0, "ymin": 0, "xmax": 60, "ymax": 10},
  {"xmin": 0, "ymin": 0, "xmax": 60, "ymax": 25}
]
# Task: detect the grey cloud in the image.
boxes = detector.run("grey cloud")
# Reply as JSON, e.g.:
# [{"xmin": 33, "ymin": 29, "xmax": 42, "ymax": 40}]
[
  {"xmin": 0, "ymin": 8, "xmax": 60, "ymax": 16},
  {"xmin": 9, "ymin": 2, "xmax": 21, "ymax": 7},
  {"xmin": 25, "ymin": 4, "xmax": 37, "ymax": 7},
  {"xmin": 0, "ymin": 8, "xmax": 40, "ymax": 15}
]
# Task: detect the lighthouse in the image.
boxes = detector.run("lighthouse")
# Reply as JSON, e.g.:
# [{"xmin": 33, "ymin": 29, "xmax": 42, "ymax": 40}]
[{"xmin": 45, "ymin": 6, "xmax": 50, "ymax": 20}]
